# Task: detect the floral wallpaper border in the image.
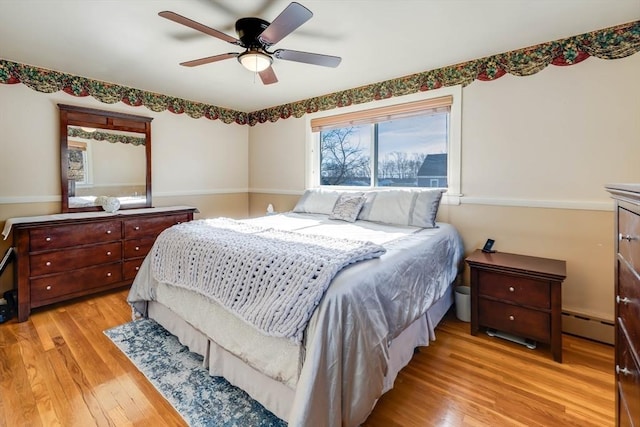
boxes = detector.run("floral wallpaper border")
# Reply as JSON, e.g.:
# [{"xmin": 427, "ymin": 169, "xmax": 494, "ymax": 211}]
[
  {"xmin": 1, "ymin": 20, "xmax": 638, "ymax": 126},
  {"xmin": 67, "ymin": 127, "xmax": 146, "ymax": 146}
]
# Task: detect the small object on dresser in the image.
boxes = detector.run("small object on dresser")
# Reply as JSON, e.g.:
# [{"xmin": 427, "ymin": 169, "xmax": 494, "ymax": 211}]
[
  {"xmin": 481, "ymin": 238, "xmax": 496, "ymax": 253},
  {"xmin": 102, "ymin": 196, "xmax": 121, "ymax": 213}
]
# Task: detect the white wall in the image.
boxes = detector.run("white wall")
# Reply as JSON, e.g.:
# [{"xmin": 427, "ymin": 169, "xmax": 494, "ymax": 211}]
[
  {"xmin": 247, "ymin": 53, "xmax": 640, "ymax": 321},
  {"xmin": 0, "ymin": 83, "xmax": 249, "ymax": 293},
  {"xmin": 0, "ymin": 83, "xmax": 249, "ymax": 204}
]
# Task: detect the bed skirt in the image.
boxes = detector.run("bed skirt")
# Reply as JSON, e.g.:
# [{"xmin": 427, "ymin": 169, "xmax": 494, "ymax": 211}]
[{"xmin": 147, "ymin": 281, "xmax": 455, "ymax": 422}]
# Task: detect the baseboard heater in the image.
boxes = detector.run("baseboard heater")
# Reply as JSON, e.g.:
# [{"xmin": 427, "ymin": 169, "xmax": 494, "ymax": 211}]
[{"xmin": 561, "ymin": 310, "xmax": 614, "ymax": 345}]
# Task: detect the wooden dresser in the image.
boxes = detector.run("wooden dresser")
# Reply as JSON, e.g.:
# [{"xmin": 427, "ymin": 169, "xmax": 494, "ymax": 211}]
[
  {"xmin": 606, "ymin": 184, "xmax": 640, "ymax": 426},
  {"xmin": 10, "ymin": 206, "xmax": 196, "ymax": 322},
  {"xmin": 466, "ymin": 249, "xmax": 566, "ymax": 362}
]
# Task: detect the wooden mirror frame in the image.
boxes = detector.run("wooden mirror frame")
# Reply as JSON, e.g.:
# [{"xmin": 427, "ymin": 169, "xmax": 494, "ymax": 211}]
[{"xmin": 59, "ymin": 104, "xmax": 152, "ymax": 213}]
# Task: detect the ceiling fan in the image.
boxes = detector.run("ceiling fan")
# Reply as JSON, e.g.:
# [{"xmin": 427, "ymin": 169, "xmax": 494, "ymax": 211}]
[{"xmin": 159, "ymin": 2, "xmax": 341, "ymax": 85}]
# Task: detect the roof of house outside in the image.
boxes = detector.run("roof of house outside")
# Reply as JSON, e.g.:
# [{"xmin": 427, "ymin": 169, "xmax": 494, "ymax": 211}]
[{"xmin": 418, "ymin": 153, "xmax": 447, "ymax": 177}]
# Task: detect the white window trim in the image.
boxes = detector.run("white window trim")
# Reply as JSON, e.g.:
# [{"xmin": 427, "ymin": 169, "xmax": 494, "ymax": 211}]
[{"xmin": 305, "ymin": 85, "xmax": 462, "ymax": 205}]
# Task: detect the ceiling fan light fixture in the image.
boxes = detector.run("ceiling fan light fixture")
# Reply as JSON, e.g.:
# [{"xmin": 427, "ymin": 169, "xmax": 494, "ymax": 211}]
[{"xmin": 238, "ymin": 50, "xmax": 272, "ymax": 72}]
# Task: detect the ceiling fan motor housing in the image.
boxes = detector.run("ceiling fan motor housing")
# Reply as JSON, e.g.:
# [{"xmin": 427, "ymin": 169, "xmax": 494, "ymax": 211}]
[{"xmin": 235, "ymin": 17, "xmax": 270, "ymax": 48}]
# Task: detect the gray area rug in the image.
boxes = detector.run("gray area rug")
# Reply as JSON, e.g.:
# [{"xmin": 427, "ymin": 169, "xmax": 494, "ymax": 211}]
[{"xmin": 104, "ymin": 318, "xmax": 287, "ymax": 427}]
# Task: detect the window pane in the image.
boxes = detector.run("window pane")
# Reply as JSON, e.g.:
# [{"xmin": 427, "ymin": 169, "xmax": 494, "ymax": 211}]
[
  {"xmin": 320, "ymin": 125, "xmax": 371, "ymax": 186},
  {"xmin": 377, "ymin": 112, "xmax": 448, "ymax": 188}
]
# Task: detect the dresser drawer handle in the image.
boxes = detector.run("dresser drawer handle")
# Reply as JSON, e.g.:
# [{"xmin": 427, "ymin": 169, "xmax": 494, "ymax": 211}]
[
  {"xmin": 509, "ymin": 315, "xmax": 515, "ymax": 321},
  {"xmin": 508, "ymin": 286, "xmax": 515, "ymax": 292},
  {"xmin": 106, "ymin": 272, "xmax": 112, "ymax": 277},
  {"xmin": 135, "ymin": 266, "xmax": 140, "ymax": 271},
  {"xmin": 45, "ymin": 261, "xmax": 51, "ymax": 266},
  {"xmin": 45, "ymin": 237, "xmax": 52, "ymax": 242},
  {"xmin": 106, "ymin": 230, "xmax": 112, "ymax": 235},
  {"xmin": 616, "ymin": 365, "xmax": 632, "ymax": 376},
  {"xmin": 135, "ymin": 246, "xmax": 140, "ymax": 251},
  {"xmin": 46, "ymin": 285, "xmax": 52, "ymax": 291},
  {"xmin": 619, "ymin": 233, "xmax": 637, "ymax": 242},
  {"xmin": 106, "ymin": 251, "xmax": 112, "ymax": 256},
  {"xmin": 616, "ymin": 295, "xmax": 631, "ymax": 305},
  {"xmin": 134, "ymin": 226, "xmax": 140, "ymax": 231}
]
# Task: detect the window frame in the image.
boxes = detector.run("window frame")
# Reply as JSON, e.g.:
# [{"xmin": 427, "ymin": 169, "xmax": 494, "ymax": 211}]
[{"xmin": 305, "ymin": 85, "xmax": 462, "ymax": 205}]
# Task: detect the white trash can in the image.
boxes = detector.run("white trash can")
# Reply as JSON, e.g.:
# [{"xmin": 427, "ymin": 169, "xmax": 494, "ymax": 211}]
[{"xmin": 454, "ymin": 286, "xmax": 471, "ymax": 322}]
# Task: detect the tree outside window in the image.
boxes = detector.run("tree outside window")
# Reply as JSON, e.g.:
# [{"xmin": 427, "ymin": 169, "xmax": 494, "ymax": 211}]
[{"xmin": 319, "ymin": 112, "xmax": 448, "ymax": 188}]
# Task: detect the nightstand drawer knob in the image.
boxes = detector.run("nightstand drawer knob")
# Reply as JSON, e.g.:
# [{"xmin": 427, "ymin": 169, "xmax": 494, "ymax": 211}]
[
  {"xmin": 106, "ymin": 272, "xmax": 112, "ymax": 277},
  {"xmin": 616, "ymin": 365, "xmax": 632, "ymax": 376},
  {"xmin": 135, "ymin": 266, "xmax": 140, "ymax": 271},
  {"xmin": 106, "ymin": 230, "xmax": 112, "ymax": 234},
  {"xmin": 46, "ymin": 285, "xmax": 52, "ymax": 291},
  {"xmin": 134, "ymin": 226, "xmax": 140, "ymax": 231},
  {"xmin": 106, "ymin": 251, "xmax": 112, "ymax": 256},
  {"xmin": 509, "ymin": 286, "xmax": 515, "ymax": 292},
  {"xmin": 617, "ymin": 295, "xmax": 631, "ymax": 305},
  {"xmin": 509, "ymin": 315, "xmax": 515, "ymax": 321},
  {"xmin": 45, "ymin": 237, "xmax": 51, "ymax": 242},
  {"xmin": 45, "ymin": 261, "xmax": 51, "ymax": 266},
  {"xmin": 135, "ymin": 246, "xmax": 140, "ymax": 251}
]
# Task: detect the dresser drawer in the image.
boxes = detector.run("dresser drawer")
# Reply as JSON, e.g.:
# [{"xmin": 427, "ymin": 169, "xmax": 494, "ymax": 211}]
[
  {"xmin": 123, "ymin": 259, "xmax": 144, "ymax": 280},
  {"xmin": 124, "ymin": 237, "xmax": 156, "ymax": 259},
  {"xmin": 619, "ymin": 207, "xmax": 640, "ymax": 274},
  {"xmin": 123, "ymin": 214, "xmax": 189, "ymax": 239},
  {"xmin": 30, "ymin": 242, "xmax": 122, "ymax": 276},
  {"xmin": 30, "ymin": 262, "xmax": 123, "ymax": 305},
  {"xmin": 30, "ymin": 220, "xmax": 122, "ymax": 251},
  {"xmin": 618, "ymin": 259, "xmax": 640, "ymax": 355},
  {"xmin": 478, "ymin": 299, "xmax": 551, "ymax": 342},
  {"xmin": 477, "ymin": 270, "xmax": 550, "ymax": 309},
  {"xmin": 617, "ymin": 326, "xmax": 640, "ymax": 424}
]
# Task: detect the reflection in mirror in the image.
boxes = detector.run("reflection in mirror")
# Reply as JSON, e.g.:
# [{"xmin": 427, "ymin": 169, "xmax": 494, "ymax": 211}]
[
  {"xmin": 66, "ymin": 127, "xmax": 147, "ymax": 208},
  {"xmin": 59, "ymin": 104, "xmax": 152, "ymax": 213}
]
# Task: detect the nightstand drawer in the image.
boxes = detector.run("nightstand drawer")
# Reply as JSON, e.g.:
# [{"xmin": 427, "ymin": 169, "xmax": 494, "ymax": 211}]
[
  {"xmin": 477, "ymin": 270, "xmax": 550, "ymax": 309},
  {"xmin": 478, "ymin": 299, "xmax": 550, "ymax": 342}
]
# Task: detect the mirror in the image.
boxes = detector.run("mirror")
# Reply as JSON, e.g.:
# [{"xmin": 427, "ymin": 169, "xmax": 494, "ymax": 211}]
[{"xmin": 59, "ymin": 104, "xmax": 152, "ymax": 212}]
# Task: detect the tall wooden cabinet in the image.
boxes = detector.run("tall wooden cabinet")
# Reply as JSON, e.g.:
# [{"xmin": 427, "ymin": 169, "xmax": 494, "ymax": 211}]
[
  {"xmin": 607, "ymin": 184, "xmax": 640, "ymax": 426},
  {"xmin": 10, "ymin": 206, "xmax": 196, "ymax": 322}
]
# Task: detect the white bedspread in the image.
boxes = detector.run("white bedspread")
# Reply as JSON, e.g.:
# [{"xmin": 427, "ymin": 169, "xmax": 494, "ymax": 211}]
[{"xmin": 128, "ymin": 213, "xmax": 464, "ymax": 426}]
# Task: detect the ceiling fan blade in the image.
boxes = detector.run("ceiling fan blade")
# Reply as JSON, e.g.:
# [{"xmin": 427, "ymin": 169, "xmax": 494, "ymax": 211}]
[
  {"xmin": 159, "ymin": 11, "xmax": 241, "ymax": 45},
  {"xmin": 274, "ymin": 49, "xmax": 341, "ymax": 68},
  {"xmin": 259, "ymin": 67, "xmax": 278, "ymax": 85},
  {"xmin": 258, "ymin": 2, "xmax": 312, "ymax": 46},
  {"xmin": 180, "ymin": 53, "xmax": 239, "ymax": 67}
]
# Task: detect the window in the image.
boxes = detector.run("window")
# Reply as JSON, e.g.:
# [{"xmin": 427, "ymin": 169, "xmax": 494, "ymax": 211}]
[
  {"xmin": 308, "ymin": 87, "xmax": 461, "ymax": 203},
  {"xmin": 68, "ymin": 140, "xmax": 92, "ymax": 187}
]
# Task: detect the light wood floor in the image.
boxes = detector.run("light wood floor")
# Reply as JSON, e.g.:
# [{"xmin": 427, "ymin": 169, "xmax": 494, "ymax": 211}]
[{"xmin": 0, "ymin": 288, "xmax": 614, "ymax": 427}]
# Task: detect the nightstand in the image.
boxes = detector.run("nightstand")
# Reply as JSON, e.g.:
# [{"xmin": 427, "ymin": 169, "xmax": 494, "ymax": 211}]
[{"xmin": 465, "ymin": 250, "xmax": 567, "ymax": 362}]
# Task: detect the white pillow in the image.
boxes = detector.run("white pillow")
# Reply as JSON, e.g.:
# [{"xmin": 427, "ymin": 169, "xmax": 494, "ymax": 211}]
[
  {"xmin": 329, "ymin": 193, "xmax": 366, "ymax": 222},
  {"xmin": 292, "ymin": 189, "xmax": 342, "ymax": 215},
  {"xmin": 358, "ymin": 189, "xmax": 445, "ymax": 228}
]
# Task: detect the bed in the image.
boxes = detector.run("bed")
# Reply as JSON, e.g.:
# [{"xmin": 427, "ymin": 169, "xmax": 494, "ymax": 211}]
[{"xmin": 127, "ymin": 188, "xmax": 464, "ymax": 426}]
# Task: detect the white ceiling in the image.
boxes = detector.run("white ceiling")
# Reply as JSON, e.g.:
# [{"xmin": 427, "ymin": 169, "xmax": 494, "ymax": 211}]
[{"xmin": 1, "ymin": 0, "xmax": 638, "ymax": 112}]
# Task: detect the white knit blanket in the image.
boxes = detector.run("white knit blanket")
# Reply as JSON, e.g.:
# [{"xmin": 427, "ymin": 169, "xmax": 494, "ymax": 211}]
[{"xmin": 150, "ymin": 218, "xmax": 386, "ymax": 343}]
